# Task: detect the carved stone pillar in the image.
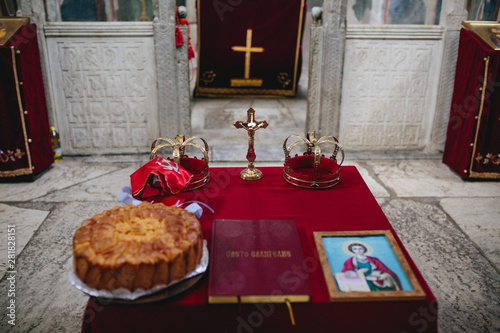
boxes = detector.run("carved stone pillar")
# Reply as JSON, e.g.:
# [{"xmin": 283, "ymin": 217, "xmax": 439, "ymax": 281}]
[
  {"xmin": 429, "ymin": 0, "xmax": 468, "ymax": 153},
  {"xmin": 306, "ymin": 0, "xmax": 347, "ymax": 137},
  {"xmin": 305, "ymin": 7, "xmax": 323, "ymax": 134},
  {"xmin": 153, "ymin": 1, "xmax": 191, "ymax": 138}
]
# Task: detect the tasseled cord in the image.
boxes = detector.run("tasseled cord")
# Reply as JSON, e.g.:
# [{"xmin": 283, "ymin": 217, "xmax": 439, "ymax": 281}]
[{"xmin": 285, "ymin": 299, "xmax": 296, "ymax": 326}]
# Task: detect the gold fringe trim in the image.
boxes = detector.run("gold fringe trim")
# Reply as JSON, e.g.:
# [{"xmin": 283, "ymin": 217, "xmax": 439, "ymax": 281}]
[
  {"xmin": 468, "ymin": 56, "xmax": 489, "ymax": 175},
  {"xmin": 0, "ymin": 168, "xmax": 33, "ymax": 177},
  {"xmin": 469, "ymin": 171, "xmax": 500, "ymax": 179},
  {"xmin": 195, "ymin": 86, "xmax": 296, "ymax": 97}
]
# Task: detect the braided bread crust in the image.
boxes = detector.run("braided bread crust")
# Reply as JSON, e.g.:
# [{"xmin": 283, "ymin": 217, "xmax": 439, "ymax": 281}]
[{"xmin": 73, "ymin": 202, "xmax": 203, "ymax": 291}]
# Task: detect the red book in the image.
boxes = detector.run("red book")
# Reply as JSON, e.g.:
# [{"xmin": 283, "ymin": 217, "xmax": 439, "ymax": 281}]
[{"xmin": 208, "ymin": 219, "xmax": 312, "ymax": 303}]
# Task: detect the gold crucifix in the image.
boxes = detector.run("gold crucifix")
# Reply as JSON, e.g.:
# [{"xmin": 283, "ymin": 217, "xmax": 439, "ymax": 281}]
[
  {"xmin": 234, "ymin": 107, "xmax": 269, "ymax": 180},
  {"xmin": 230, "ymin": 29, "xmax": 264, "ymax": 87}
]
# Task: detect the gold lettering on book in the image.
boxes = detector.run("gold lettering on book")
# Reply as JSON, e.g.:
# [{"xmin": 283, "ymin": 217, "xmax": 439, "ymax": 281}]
[
  {"xmin": 226, "ymin": 250, "xmax": 292, "ymax": 258},
  {"xmin": 226, "ymin": 251, "xmax": 249, "ymax": 258}
]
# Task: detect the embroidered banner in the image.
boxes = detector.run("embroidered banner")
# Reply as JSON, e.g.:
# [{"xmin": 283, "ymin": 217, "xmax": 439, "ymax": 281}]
[
  {"xmin": 443, "ymin": 29, "xmax": 500, "ymax": 180},
  {"xmin": 194, "ymin": 0, "xmax": 306, "ymax": 98},
  {"xmin": 0, "ymin": 24, "xmax": 53, "ymax": 179}
]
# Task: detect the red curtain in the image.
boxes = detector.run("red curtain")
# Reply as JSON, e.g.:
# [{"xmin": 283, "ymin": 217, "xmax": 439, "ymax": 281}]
[{"xmin": 443, "ymin": 29, "xmax": 500, "ymax": 179}]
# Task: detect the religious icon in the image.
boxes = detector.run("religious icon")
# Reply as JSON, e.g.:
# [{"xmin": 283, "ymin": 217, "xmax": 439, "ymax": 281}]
[
  {"xmin": 336, "ymin": 240, "xmax": 402, "ymax": 292},
  {"xmin": 490, "ymin": 28, "xmax": 500, "ymax": 47},
  {"xmin": 462, "ymin": 21, "xmax": 500, "ymax": 51},
  {"xmin": 0, "ymin": 17, "xmax": 29, "ymax": 47},
  {"xmin": 314, "ymin": 231, "xmax": 426, "ymax": 302}
]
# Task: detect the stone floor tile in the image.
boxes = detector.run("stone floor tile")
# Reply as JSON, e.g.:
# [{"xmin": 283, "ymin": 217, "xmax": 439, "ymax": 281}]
[
  {"xmin": 382, "ymin": 199, "xmax": 500, "ymax": 333},
  {"xmin": 344, "ymin": 161, "xmax": 390, "ymax": 198},
  {"xmin": 0, "ymin": 204, "xmax": 50, "ymax": 279},
  {"xmin": 369, "ymin": 160, "xmax": 500, "ymax": 197},
  {"xmin": 0, "ymin": 157, "xmax": 498, "ymax": 332},
  {"xmin": 34, "ymin": 167, "xmax": 138, "ymax": 203},
  {"xmin": 0, "ymin": 161, "xmax": 121, "ymax": 202},
  {"xmin": 0, "ymin": 201, "xmax": 116, "ymax": 333},
  {"xmin": 250, "ymin": 99, "xmax": 288, "ymax": 109},
  {"xmin": 440, "ymin": 197, "xmax": 500, "ymax": 270}
]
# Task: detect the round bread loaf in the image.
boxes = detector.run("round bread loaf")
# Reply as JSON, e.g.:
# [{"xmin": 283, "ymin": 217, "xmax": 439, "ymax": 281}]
[{"xmin": 73, "ymin": 202, "xmax": 203, "ymax": 291}]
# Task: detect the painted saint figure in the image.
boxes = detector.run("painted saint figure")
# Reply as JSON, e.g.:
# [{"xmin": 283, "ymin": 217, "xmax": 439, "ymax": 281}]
[
  {"xmin": 490, "ymin": 28, "xmax": 500, "ymax": 47},
  {"xmin": 341, "ymin": 241, "xmax": 402, "ymax": 291}
]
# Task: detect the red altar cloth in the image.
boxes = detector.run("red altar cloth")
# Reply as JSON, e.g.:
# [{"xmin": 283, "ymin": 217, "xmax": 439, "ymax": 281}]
[
  {"xmin": 443, "ymin": 28, "xmax": 500, "ymax": 180},
  {"xmin": 81, "ymin": 166, "xmax": 437, "ymax": 332},
  {"xmin": 194, "ymin": 0, "xmax": 306, "ymax": 98}
]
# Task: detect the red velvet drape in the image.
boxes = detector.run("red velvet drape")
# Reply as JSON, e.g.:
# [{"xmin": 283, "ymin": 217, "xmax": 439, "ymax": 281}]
[
  {"xmin": 443, "ymin": 29, "xmax": 500, "ymax": 179},
  {"xmin": 0, "ymin": 24, "xmax": 53, "ymax": 179}
]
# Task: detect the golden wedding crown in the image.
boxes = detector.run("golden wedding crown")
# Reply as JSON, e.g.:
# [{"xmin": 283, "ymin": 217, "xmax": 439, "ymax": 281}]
[
  {"xmin": 150, "ymin": 135, "xmax": 210, "ymax": 191},
  {"xmin": 283, "ymin": 131, "xmax": 344, "ymax": 189}
]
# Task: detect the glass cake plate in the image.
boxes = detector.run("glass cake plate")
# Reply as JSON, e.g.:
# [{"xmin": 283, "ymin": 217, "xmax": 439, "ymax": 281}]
[{"xmin": 68, "ymin": 240, "xmax": 209, "ymax": 304}]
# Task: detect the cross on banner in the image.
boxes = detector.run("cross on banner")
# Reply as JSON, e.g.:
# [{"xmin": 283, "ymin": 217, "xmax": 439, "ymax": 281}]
[{"xmin": 230, "ymin": 29, "xmax": 265, "ymax": 87}]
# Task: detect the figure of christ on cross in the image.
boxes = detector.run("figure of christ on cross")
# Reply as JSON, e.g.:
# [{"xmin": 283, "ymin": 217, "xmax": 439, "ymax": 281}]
[
  {"xmin": 230, "ymin": 29, "xmax": 265, "ymax": 87},
  {"xmin": 234, "ymin": 108, "xmax": 269, "ymax": 180}
]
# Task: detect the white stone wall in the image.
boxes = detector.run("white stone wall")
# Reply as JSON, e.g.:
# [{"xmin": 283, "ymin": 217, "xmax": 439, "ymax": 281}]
[
  {"xmin": 339, "ymin": 25, "xmax": 444, "ymax": 151},
  {"xmin": 44, "ymin": 22, "xmax": 159, "ymax": 155}
]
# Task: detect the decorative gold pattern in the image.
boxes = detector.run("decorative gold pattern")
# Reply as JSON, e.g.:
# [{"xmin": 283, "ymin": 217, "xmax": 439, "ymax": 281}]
[
  {"xmin": 475, "ymin": 152, "xmax": 500, "ymax": 165},
  {"xmin": 277, "ymin": 72, "xmax": 291, "ymax": 87},
  {"xmin": 200, "ymin": 70, "xmax": 216, "ymax": 85},
  {"xmin": 0, "ymin": 149, "xmax": 26, "ymax": 163}
]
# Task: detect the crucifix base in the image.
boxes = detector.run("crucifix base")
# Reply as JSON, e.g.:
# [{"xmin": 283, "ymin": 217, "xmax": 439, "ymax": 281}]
[{"xmin": 239, "ymin": 163, "xmax": 263, "ymax": 181}]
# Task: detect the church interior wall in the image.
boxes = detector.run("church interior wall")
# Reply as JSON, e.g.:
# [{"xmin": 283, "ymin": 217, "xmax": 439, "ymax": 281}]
[{"xmin": 13, "ymin": 0, "xmax": 477, "ymax": 157}]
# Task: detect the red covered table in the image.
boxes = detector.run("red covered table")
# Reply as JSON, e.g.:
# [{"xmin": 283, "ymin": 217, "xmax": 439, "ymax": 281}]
[{"xmin": 81, "ymin": 166, "xmax": 437, "ymax": 332}]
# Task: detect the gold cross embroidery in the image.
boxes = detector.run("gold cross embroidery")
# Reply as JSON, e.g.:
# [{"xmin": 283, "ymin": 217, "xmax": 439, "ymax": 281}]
[{"xmin": 231, "ymin": 29, "xmax": 264, "ymax": 87}]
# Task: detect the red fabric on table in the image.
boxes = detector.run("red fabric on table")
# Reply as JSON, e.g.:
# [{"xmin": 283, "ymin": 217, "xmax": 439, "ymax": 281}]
[
  {"xmin": 82, "ymin": 166, "xmax": 437, "ymax": 333},
  {"xmin": 130, "ymin": 157, "xmax": 194, "ymax": 199},
  {"xmin": 443, "ymin": 28, "xmax": 500, "ymax": 179}
]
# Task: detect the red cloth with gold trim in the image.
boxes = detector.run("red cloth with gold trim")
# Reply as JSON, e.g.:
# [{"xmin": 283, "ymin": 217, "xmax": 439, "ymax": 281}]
[
  {"xmin": 0, "ymin": 23, "xmax": 53, "ymax": 180},
  {"xmin": 130, "ymin": 157, "xmax": 194, "ymax": 200},
  {"xmin": 194, "ymin": 0, "xmax": 306, "ymax": 98},
  {"xmin": 443, "ymin": 29, "xmax": 500, "ymax": 179}
]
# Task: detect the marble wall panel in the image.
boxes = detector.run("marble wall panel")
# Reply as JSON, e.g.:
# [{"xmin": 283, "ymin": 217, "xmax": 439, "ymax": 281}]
[
  {"xmin": 340, "ymin": 38, "xmax": 441, "ymax": 151},
  {"xmin": 46, "ymin": 32, "xmax": 159, "ymax": 155}
]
